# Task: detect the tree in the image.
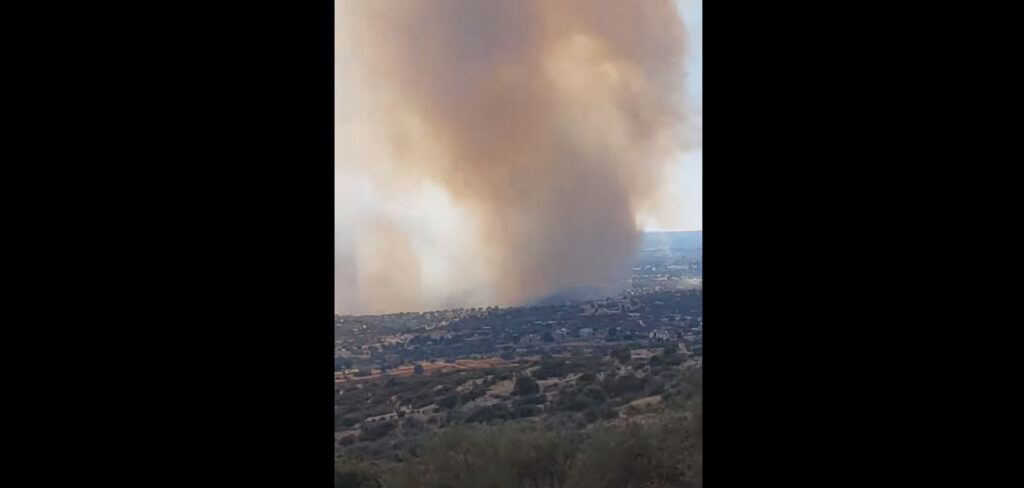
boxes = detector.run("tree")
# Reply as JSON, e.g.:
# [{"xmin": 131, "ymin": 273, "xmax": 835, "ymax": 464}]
[
  {"xmin": 358, "ymin": 420, "xmax": 397, "ymax": 442},
  {"xmin": 412, "ymin": 390, "xmax": 435, "ymax": 409},
  {"xmin": 606, "ymin": 374, "xmax": 643, "ymax": 396},
  {"xmin": 610, "ymin": 348, "xmax": 631, "ymax": 364},
  {"xmin": 541, "ymin": 331, "xmax": 555, "ymax": 343},
  {"xmin": 383, "ymin": 424, "xmax": 575, "ymax": 488},
  {"xmin": 580, "ymin": 385, "xmax": 608, "ymax": 403},
  {"xmin": 512, "ymin": 375, "xmax": 540, "ymax": 396},
  {"xmin": 335, "ymin": 460, "xmax": 380, "ymax": 488},
  {"xmin": 413, "ymin": 364, "xmax": 425, "ymax": 375},
  {"xmin": 436, "ymin": 393, "xmax": 459, "ymax": 409},
  {"xmin": 566, "ymin": 412, "xmax": 701, "ymax": 488}
]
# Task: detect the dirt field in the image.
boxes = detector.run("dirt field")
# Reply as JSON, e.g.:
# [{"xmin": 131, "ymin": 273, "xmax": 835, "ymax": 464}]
[{"xmin": 622, "ymin": 395, "xmax": 663, "ymax": 411}]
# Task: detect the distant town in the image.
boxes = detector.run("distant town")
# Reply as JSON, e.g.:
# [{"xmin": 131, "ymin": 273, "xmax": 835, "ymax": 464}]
[
  {"xmin": 335, "ymin": 231, "xmax": 702, "ymax": 377},
  {"xmin": 335, "ymin": 289, "xmax": 701, "ymax": 379}
]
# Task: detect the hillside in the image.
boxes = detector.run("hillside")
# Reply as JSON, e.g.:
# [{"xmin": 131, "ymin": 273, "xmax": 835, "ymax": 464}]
[{"xmin": 335, "ymin": 288, "xmax": 702, "ymax": 488}]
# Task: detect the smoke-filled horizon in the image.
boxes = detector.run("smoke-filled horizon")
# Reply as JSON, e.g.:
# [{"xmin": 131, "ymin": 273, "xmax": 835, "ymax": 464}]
[{"xmin": 336, "ymin": 0, "xmax": 702, "ymax": 315}]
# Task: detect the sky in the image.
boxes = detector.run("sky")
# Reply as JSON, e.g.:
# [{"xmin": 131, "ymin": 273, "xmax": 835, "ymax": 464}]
[
  {"xmin": 662, "ymin": 0, "xmax": 702, "ymax": 232},
  {"xmin": 335, "ymin": 0, "xmax": 701, "ymax": 313}
]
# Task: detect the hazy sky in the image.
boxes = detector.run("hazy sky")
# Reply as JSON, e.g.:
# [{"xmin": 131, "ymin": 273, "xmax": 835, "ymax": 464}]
[
  {"xmin": 336, "ymin": 0, "xmax": 701, "ymax": 313},
  {"xmin": 656, "ymin": 0, "xmax": 701, "ymax": 232}
]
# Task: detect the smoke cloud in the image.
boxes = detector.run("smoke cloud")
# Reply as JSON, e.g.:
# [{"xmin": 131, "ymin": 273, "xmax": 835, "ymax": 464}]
[{"xmin": 336, "ymin": 0, "xmax": 699, "ymax": 314}]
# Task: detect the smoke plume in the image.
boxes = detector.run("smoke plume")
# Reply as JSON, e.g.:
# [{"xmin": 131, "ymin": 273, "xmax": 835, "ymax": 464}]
[{"xmin": 336, "ymin": 0, "xmax": 697, "ymax": 314}]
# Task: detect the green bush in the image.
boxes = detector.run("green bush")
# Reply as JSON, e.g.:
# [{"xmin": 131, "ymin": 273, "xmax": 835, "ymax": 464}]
[
  {"xmin": 465, "ymin": 404, "xmax": 513, "ymax": 424},
  {"xmin": 512, "ymin": 375, "xmax": 540, "ymax": 396},
  {"xmin": 335, "ymin": 460, "xmax": 380, "ymax": 488},
  {"xmin": 337, "ymin": 434, "xmax": 356, "ymax": 446},
  {"xmin": 382, "ymin": 424, "xmax": 575, "ymax": 488},
  {"xmin": 580, "ymin": 385, "xmax": 608, "ymax": 403},
  {"xmin": 567, "ymin": 412, "xmax": 701, "ymax": 488},
  {"xmin": 411, "ymin": 390, "xmax": 435, "ymax": 409},
  {"xmin": 606, "ymin": 374, "xmax": 642, "ymax": 396},
  {"xmin": 609, "ymin": 348, "xmax": 631, "ymax": 364},
  {"xmin": 358, "ymin": 420, "xmax": 396, "ymax": 442},
  {"xmin": 568, "ymin": 395, "xmax": 594, "ymax": 412},
  {"xmin": 436, "ymin": 393, "xmax": 459, "ymax": 409},
  {"xmin": 582, "ymin": 404, "xmax": 615, "ymax": 423},
  {"xmin": 515, "ymin": 394, "xmax": 547, "ymax": 406},
  {"xmin": 576, "ymin": 372, "xmax": 597, "ymax": 384},
  {"xmin": 514, "ymin": 404, "xmax": 541, "ymax": 418},
  {"xmin": 380, "ymin": 411, "xmax": 701, "ymax": 488}
]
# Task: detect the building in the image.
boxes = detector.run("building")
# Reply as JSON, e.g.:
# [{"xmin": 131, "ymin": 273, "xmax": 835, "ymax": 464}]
[
  {"xmin": 521, "ymin": 334, "xmax": 543, "ymax": 344},
  {"xmin": 579, "ymin": 328, "xmax": 595, "ymax": 338},
  {"xmin": 649, "ymin": 328, "xmax": 676, "ymax": 341}
]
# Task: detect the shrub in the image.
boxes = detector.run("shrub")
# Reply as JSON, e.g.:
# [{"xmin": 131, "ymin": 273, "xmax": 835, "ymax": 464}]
[
  {"xmin": 514, "ymin": 404, "xmax": 541, "ymax": 418},
  {"xmin": 644, "ymin": 376, "xmax": 667, "ymax": 396},
  {"xmin": 411, "ymin": 390, "xmax": 435, "ymax": 409},
  {"xmin": 337, "ymin": 434, "xmax": 356, "ymax": 447},
  {"xmin": 436, "ymin": 393, "xmax": 459, "ymax": 410},
  {"xmin": 582, "ymin": 404, "xmax": 615, "ymax": 423},
  {"xmin": 335, "ymin": 460, "xmax": 380, "ymax": 488},
  {"xmin": 358, "ymin": 420, "xmax": 396, "ymax": 442},
  {"xmin": 512, "ymin": 375, "xmax": 540, "ymax": 396},
  {"xmin": 461, "ymin": 386, "xmax": 488, "ymax": 403},
  {"xmin": 515, "ymin": 394, "xmax": 547, "ymax": 406},
  {"xmin": 607, "ymin": 374, "xmax": 643, "ymax": 396},
  {"xmin": 576, "ymin": 386, "xmax": 606, "ymax": 406},
  {"xmin": 382, "ymin": 424, "xmax": 575, "ymax": 488},
  {"xmin": 465, "ymin": 404, "xmax": 513, "ymax": 424},
  {"xmin": 566, "ymin": 413, "xmax": 701, "ymax": 488},
  {"xmin": 609, "ymin": 348, "xmax": 631, "ymax": 364},
  {"xmin": 568, "ymin": 395, "xmax": 594, "ymax": 412}
]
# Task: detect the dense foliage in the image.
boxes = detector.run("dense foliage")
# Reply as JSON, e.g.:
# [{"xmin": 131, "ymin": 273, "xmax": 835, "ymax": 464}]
[{"xmin": 336, "ymin": 402, "xmax": 701, "ymax": 488}]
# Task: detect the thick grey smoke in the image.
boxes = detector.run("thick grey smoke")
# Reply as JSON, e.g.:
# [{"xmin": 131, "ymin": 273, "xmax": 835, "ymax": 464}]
[{"xmin": 336, "ymin": 0, "xmax": 695, "ymax": 314}]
